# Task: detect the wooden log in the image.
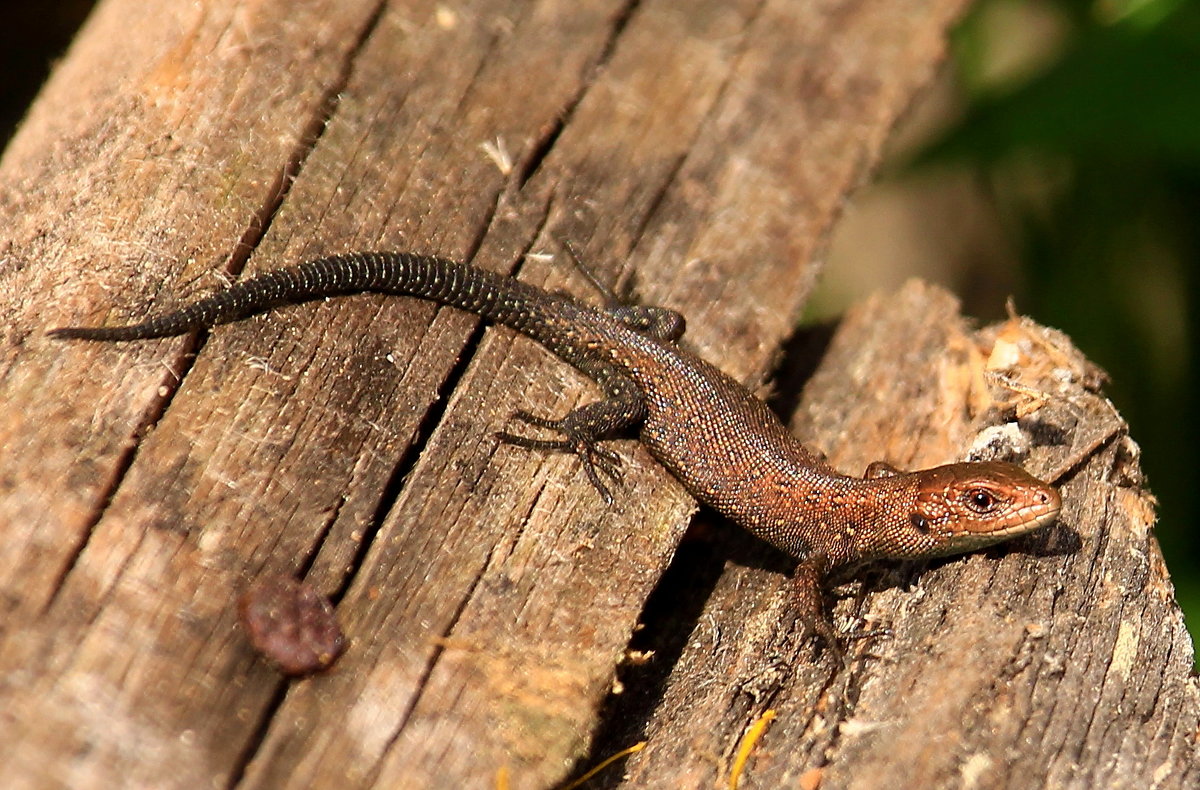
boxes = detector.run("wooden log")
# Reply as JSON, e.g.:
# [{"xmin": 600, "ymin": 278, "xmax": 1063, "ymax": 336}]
[
  {"xmin": 604, "ymin": 282, "xmax": 1198, "ymax": 788},
  {"xmin": 0, "ymin": 0, "xmax": 1193, "ymax": 788}
]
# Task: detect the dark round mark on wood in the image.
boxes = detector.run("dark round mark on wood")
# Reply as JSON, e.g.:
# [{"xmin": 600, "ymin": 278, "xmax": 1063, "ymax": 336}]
[{"xmin": 239, "ymin": 574, "xmax": 346, "ymax": 677}]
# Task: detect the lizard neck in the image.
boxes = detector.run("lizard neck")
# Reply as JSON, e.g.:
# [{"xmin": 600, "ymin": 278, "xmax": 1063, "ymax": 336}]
[{"xmin": 760, "ymin": 472, "xmax": 924, "ymax": 567}]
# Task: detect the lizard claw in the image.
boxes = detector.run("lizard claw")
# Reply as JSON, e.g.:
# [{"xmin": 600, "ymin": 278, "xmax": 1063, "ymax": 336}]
[
  {"xmin": 840, "ymin": 624, "xmax": 893, "ymax": 642},
  {"xmin": 797, "ymin": 615, "xmax": 892, "ymax": 669}
]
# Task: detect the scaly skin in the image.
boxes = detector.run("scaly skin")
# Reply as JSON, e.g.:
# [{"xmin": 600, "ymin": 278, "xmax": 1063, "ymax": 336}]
[{"xmin": 50, "ymin": 251, "xmax": 1062, "ymax": 658}]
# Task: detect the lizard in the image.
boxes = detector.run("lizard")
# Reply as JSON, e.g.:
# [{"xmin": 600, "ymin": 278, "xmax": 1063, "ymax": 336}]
[{"xmin": 49, "ymin": 249, "xmax": 1062, "ymax": 658}]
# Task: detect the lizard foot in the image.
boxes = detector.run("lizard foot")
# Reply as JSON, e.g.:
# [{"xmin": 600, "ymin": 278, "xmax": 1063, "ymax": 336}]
[
  {"xmin": 800, "ymin": 615, "xmax": 892, "ymax": 669},
  {"xmin": 496, "ymin": 410, "xmax": 624, "ymax": 504}
]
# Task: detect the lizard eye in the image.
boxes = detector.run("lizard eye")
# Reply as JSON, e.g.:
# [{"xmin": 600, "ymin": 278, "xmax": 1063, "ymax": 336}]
[
  {"xmin": 965, "ymin": 488, "xmax": 997, "ymax": 513},
  {"xmin": 910, "ymin": 513, "xmax": 930, "ymax": 533}
]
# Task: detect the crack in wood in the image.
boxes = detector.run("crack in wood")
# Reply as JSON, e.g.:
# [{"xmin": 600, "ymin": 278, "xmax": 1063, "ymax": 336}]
[
  {"xmin": 225, "ymin": 678, "xmax": 291, "ymax": 790},
  {"xmin": 367, "ymin": 541, "xmax": 500, "ymax": 787},
  {"xmin": 514, "ymin": 0, "xmax": 643, "ymax": 190},
  {"xmin": 42, "ymin": 348, "xmax": 195, "ymax": 612},
  {"xmin": 44, "ymin": 1, "xmax": 392, "ymax": 614},
  {"xmin": 225, "ymin": 0, "xmax": 390, "ymax": 281}
]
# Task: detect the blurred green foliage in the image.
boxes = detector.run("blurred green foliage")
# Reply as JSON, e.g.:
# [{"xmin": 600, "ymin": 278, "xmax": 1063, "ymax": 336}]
[{"xmin": 918, "ymin": 0, "xmax": 1199, "ymax": 645}]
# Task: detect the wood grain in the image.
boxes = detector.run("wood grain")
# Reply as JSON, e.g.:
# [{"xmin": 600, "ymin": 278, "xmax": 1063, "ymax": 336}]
[{"xmin": 1, "ymin": 0, "xmax": 1193, "ymax": 788}]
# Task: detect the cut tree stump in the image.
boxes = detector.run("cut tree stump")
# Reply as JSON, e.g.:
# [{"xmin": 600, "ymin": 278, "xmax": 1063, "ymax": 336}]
[{"xmin": 0, "ymin": 1, "xmax": 1194, "ymax": 788}]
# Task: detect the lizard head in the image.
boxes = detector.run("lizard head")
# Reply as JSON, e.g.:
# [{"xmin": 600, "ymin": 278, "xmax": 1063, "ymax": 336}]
[{"xmin": 879, "ymin": 461, "xmax": 1061, "ymax": 559}]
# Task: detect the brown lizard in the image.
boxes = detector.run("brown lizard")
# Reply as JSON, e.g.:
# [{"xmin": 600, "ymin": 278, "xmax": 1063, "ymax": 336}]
[{"xmin": 50, "ymin": 250, "xmax": 1062, "ymax": 657}]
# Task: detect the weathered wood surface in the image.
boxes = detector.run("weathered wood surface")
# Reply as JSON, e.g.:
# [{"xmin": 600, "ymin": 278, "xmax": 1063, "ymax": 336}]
[
  {"xmin": 604, "ymin": 283, "xmax": 1200, "ymax": 788},
  {"xmin": 0, "ymin": 1, "xmax": 1194, "ymax": 789}
]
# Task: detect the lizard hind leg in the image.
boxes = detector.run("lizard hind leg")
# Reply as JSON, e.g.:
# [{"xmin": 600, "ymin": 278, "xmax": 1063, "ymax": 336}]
[{"xmin": 494, "ymin": 395, "xmax": 645, "ymax": 505}]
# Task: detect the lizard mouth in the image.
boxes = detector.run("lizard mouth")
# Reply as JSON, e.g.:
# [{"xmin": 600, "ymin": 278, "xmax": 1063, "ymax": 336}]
[
  {"xmin": 962, "ymin": 503, "xmax": 1061, "ymax": 551},
  {"xmin": 934, "ymin": 497, "xmax": 1062, "ymax": 555},
  {"xmin": 1026, "ymin": 507, "xmax": 1061, "ymax": 532},
  {"xmin": 982, "ymin": 484, "xmax": 1062, "ymax": 539},
  {"xmin": 991, "ymin": 504, "xmax": 1061, "ymax": 538}
]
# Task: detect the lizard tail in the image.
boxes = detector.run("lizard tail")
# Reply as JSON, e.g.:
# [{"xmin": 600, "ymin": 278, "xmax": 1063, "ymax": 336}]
[{"xmin": 48, "ymin": 252, "xmax": 560, "ymax": 342}]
